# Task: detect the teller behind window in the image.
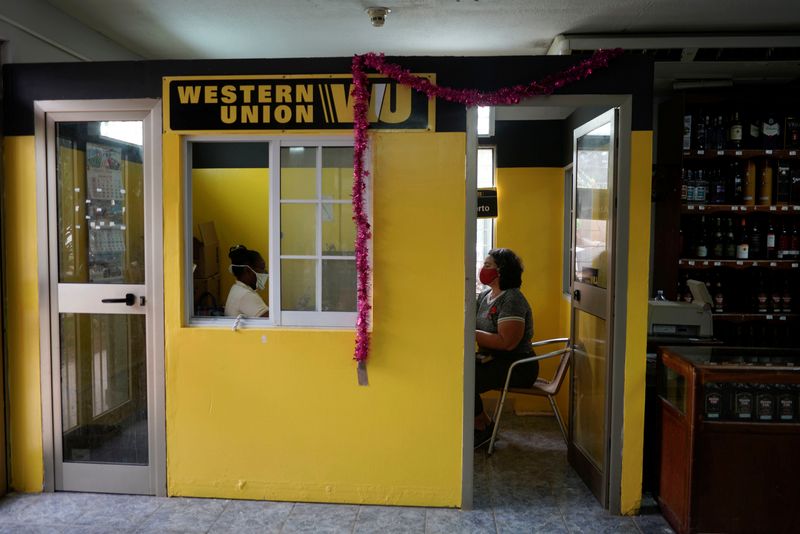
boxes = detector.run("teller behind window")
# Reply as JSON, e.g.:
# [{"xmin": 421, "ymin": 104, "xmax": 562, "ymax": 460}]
[{"xmin": 224, "ymin": 244, "xmax": 269, "ymax": 318}]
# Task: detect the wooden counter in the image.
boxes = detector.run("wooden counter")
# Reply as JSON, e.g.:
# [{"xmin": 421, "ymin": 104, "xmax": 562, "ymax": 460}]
[{"xmin": 657, "ymin": 346, "xmax": 800, "ymax": 534}]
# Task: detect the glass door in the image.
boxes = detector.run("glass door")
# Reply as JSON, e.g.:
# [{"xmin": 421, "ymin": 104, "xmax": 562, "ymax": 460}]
[
  {"xmin": 45, "ymin": 109, "xmax": 162, "ymax": 495},
  {"xmin": 568, "ymin": 109, "xmax": 617, "ymax": 507}
]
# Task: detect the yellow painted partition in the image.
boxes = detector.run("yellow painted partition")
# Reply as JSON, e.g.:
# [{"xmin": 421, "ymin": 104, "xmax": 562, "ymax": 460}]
[
  {"xmin": 619, "ymin": 131, "xmax": 653, "ymax": 514},
  {"xmin": 163, "ymin": 131, "xmax": 466, "ymax": 506},
  {"xmin": 3, "ymin": 136, "xmax": 45, "ymax": 491},
  {"xmin": 493, "ymin": 167, "xmax": 568, "ymax": 414}
]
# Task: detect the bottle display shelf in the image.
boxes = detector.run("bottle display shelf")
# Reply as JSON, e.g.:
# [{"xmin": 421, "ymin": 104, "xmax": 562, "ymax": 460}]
[
  {"xmin": 678, "ymin": 258, "xmax": 799, "ymax": 269},
  {"xmin": 682, "ymin": 204, "xmax": 800, "ymax": 214},
  {"xmin": 683, "ymin": 148, "xmax": 800, "ymax": 160},
  {"xmin": 711, "ymin": 313, "xmax": 799, "ymax": 323}
]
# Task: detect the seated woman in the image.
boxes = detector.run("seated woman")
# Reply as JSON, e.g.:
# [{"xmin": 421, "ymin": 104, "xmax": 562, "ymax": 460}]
[
  {"xmin": 474, "ymin": 248, "xmax": 537, "ymax": 448},
  {"xmin": 224, "ymin": 244, "xmax": 269, "ymax": 318}
]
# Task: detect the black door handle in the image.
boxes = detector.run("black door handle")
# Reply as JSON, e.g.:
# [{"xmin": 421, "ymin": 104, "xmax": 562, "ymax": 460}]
[
  {"xmin": 573, "ymin": 289, "xmax": 581, "ymax": 301},
  {"xmin": 102, "ymin": 293, "xmax": 136, "ymax": 306}
]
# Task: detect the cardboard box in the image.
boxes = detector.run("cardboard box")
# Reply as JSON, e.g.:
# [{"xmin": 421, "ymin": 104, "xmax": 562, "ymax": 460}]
[{"xmin": 193, "ymin": 221, "xmax": 219, "ymax": 278}]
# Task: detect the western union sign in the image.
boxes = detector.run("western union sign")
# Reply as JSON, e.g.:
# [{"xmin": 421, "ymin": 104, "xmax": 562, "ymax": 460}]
[{"xmin": 164, "ymin": 74, "xmax": 435, "ymax": 132}]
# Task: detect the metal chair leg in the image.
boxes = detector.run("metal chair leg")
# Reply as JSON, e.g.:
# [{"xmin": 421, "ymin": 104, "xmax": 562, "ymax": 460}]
[
  {"xmin": 548, "ymin": 395, "xmax": 568, "ymax": 444},
  {"xmin": 487, "ymin": 388, "xmax": 509, "ymax": 455}
]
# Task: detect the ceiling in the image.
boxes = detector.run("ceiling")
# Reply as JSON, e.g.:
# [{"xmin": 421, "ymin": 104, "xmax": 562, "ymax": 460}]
[{"xmin": 44, "ymin": 0, "xmax": 800, "ymax": 60}]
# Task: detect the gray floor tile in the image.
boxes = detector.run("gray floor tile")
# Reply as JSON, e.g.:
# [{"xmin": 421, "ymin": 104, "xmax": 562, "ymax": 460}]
[
  {"xmin": 633, "ymin": 512, "xmax": 675, "ymax": 534},
  {"xmin": 562, "ymin": 511, "xmax": 641, "ymax": 534},
  {"xmin": 495, "ymin": 508, "xmax": 569, "ymax": 534},
  {"xmin": 135, "ymin": 497, "xmax": 228, "ymax": 533},
  {"xmin": 425, "ymin": 508, "xmax": 495, "ymax": 534},
  {"xmin": 208, "ymin": 499, "xmax": 294, "ymax": 534},
  {"xmin": 281, "ymin": 502, "xmax": 359, "ymax": 534},
  {"xmin": 69, "ymin": 493, "xmax": 165, "ymax": 529},
  {"xmin": 354, "ymin": 505, "xmax": 427, "ymax": 534},
  {"xmin": 0, "ymin": 493, "xmax": 38, "ymax": 523},
  {"xmin": 10, "ymin": 493, "xmax": 89, "ymax": 525}
]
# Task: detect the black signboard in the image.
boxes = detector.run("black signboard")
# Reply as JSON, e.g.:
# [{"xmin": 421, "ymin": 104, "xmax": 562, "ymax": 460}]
[
  {"xmin": 477, "ymin": 188, "xmax": 497, "ymax": 218},
  {"xmin": 166, "ymin": 75, "xmax": 434, "ymax": 132}
]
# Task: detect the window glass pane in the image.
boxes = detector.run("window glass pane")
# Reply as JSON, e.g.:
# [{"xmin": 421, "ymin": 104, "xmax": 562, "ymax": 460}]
[
  {"xmin": 477, "ymin": 148, "xmax": 494, "ymax": 188},
  {"xmin": 56, "ymin": 122, "xmax": 145, "ymax": 284},
  {"xmin": 477, "ymin": 106, "xmax": 492, "ymax": 136},
  {"xmin": 322, "ymin": 260, "xmax": 356, "ymax": 312},
  {"xmin": 322, "ymin": 147, "xmax": 354, "ymax": 200},
  {"xmin": 322, "ymin": 203, "xmax": 355, "ymax": 256},
  {"xmin": 281, "ymin": 204, "xmax": 317, "ymax": 255},
  {"xmin": 476, "ymin": 218, "xmax": 493, "ymax": 293},
  {"xmin": 191, "ymin": 142, "xmax": 269, "ymax": 318},
  {"xmin": 281, "ymin": 147, "xmax": 316, "ymax": 199},
  {"xmin": 281, "ymin": 259, "xmax": 316, "ymax": 311}
]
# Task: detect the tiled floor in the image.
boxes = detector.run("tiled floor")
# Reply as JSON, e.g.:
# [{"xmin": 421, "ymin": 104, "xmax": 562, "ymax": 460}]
[{"xmin": 0, "ymin": 415, "xmax": 674, "ymax": 533}]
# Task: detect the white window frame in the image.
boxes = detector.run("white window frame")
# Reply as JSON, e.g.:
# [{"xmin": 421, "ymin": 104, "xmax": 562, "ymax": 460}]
[{"xmin": 184, "ymin": 135, "xmax": 367, "ymax": 329}]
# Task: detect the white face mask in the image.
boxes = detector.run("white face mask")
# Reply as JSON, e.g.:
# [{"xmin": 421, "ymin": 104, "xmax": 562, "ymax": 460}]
[{"xmin": 229, "ymin": 264, "xmax": 268, "ymax": 290}]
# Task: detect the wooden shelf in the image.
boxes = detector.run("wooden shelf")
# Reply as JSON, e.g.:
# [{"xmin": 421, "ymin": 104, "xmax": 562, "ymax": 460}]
[
  {"xmin": 681, "ymin": 204, "xmax": 800, "ymax": 214},
  {"xmin": 678, "ymin": 258, "xmax": 800, "ymax": 269},
  {"xmin": 682, "ymin": 148, "xmax": 800, "ymax": 159},
  {"xmin": 711, "ymin": 313, "xmax": 800, "ymax": 323}
]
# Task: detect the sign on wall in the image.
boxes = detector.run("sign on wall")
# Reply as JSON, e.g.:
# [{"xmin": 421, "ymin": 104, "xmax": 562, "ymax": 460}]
[
  {"xmin": 164, "ymin": 75, "xmax": 435, "ymax": 132},
  {"xmin": 477, "ymin": 188, "xmax": 497, "ymax": 218}
]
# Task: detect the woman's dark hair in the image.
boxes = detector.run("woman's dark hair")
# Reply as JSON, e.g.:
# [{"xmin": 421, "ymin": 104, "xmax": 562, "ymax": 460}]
[
  {"xmin": 489, "ymin": 248, "xmax": 523, "ymax": 290},
  {"xmin": 228, "ymin": 245, "xmax": 262, "ymax": 278}
]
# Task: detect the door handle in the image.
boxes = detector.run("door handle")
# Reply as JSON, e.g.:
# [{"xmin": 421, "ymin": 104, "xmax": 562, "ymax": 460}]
[
  {"xmin": 101, "ymin": 293, "xmax": 136, "ymax": 306},
  {"xmin": 573, "ymin": 289, "xmax": 581, "ymax": 301}
]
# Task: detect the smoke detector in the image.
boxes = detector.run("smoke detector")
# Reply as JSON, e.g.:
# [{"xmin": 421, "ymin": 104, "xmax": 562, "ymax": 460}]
[{"xmin": 366, "ymin": 6, "xmax": 391, "ymax": 27}]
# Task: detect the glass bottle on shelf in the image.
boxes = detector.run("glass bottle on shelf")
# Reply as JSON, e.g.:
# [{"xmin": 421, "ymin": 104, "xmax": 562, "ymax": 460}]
[
  {"xmin": 782, "ymin": 277, "xmax": 793, "ymax": 313},
  {"xmin": 728, "ymin": 111, "xmax": 743, "ymax": 149},
  {"xmin": 703, "ymin": 114, "xmax": 712, "ymax": 150},
  {"xmin": 724, "ymin": 218, "xmax": 737, "ymax": 259},
  {"xmin": 757, "ymin": 161, "xmax": 773, "ymax": 206},
  {"xmin": 730, "ymin": 161, "xmax": 744, "ymax": 204},
  {"xmin": 761, "ymin": 112, "xmax": 782, "ymax": 150},
  {"xmin": 686, "ymin": 169, "xmax": 696, "ymax": 203},
  {"xmin": 694, "ymin": 111, "xmax": 706, "ymax": 151},
  {"xmin": 696, "ymin": 169, "xmax": 708, "ymax": 203},
  {"xmin": 713, "ymin": 276, "xmax": 725, "ymax": 313},
  {"xmin": 755, "ymin": 273, "xmax": 768, "ymax": 313},
  {"xmin": 771, "ymin": 274, "xmax": 783, "ymax": 312},
  {"xmin": 696, "ymin": 216, "xmax": 709, "ymax": 258},
  {"xmin": 711, "ymin": 217, "xmax": 724, "ymax": 258},
  {"xmin": 735, "ymin": 218, "xmax": 749, "ymax": 259},
  {"xmin": 680, "ymin": 168, "xmax": 688, "ymax": 202},
  {"xmin": 715, "ymin": 115, "xmax": 726, "ymax": 150},
  {"xmin": 743, "ymin": 160, "xmax": 757, "ymax": 205},
  {"xmin": 749, "ymin": 218, "xmax": 762, "ymax": 259},
  {"xmin": 790, "ymin": 222, "xmax": 800, "ymax": 258},
  {"xmin": 745, "ymin": 113, "xmax": 761, "ymax": 150},
  {"xmin": 778, "ymin": 222, "xmax": 791, "ymax": 259},
  {"xmin": 776, "ymin": 163, "xmax": 791, "ymax": 205},
  {"xmin": 766, "ymin": 218, "xmax": 777, "ymax": 259}
]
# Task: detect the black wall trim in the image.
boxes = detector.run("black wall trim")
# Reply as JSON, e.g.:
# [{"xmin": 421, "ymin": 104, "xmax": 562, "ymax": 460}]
[
  {"xmin": 492, "ymin": 120, "xmax": 566, "ymax": 168},
  {"xmin": 3, "ymin": 55, "xmax": 653, "ymax": 136},
  {"xmin": 191, "ymin": 142, "xmax": 269, "ymax": 169}
]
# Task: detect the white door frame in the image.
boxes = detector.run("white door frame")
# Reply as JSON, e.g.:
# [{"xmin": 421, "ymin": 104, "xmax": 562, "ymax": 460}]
[{"xmin": 34, "ymin": 99, "xmax": 166, "ymax": 495}]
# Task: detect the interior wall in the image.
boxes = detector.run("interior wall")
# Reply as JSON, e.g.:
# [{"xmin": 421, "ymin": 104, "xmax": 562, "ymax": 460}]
[
  {"xmin": 163, "ymin": 131, "xmax": 467, "ymax": 506},
  {"xmin": 492, "ymin": 166, "xmax": 569, "ymax": 415}
]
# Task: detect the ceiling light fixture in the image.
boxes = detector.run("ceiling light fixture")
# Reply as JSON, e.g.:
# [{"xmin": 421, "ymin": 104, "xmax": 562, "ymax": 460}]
[{"xmin": 366, "ymin": 6, "xmax": 390, "ymax": 27}]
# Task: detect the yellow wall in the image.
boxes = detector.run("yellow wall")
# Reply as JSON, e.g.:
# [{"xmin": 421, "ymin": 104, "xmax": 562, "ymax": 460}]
[
  {"xmin": 619, "ymin": 131, "xmax": 653, "ymax": 514},
  {"xmin": 163, "ymin": 131, "xmax": 467, "ymax": 505},
  {"xmin": 191, "ymin": 168, "xmax": 269, "ymax": 301},
  {"xmin": 3, "ymin": 136, "xmax": 44, "ymax": 491},
  {"xmin": 493, "ymin": 167, "xmax": 570, "ymax": 415}
]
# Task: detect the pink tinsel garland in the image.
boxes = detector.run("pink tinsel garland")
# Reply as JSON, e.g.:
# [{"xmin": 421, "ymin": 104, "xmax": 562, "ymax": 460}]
[{"xmin": 350, "ymin": 49, "xmax": 623, "ymax": 363}]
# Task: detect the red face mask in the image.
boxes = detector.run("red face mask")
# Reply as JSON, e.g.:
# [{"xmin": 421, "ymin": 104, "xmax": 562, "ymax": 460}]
[{"xmin": 479, "ymin": 267, "xmax": 498, "ymax": 285}]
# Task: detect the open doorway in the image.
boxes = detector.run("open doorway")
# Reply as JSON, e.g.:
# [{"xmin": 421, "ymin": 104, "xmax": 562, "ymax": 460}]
[{"xmin": 463, "ymin": 95, "xmax": 635, "ymax": 514}]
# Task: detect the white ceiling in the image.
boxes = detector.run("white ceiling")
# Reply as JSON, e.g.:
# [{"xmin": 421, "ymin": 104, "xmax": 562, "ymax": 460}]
[{"xmin": 44, "ymin": 0, "xmax": 800, "ymax": 60}]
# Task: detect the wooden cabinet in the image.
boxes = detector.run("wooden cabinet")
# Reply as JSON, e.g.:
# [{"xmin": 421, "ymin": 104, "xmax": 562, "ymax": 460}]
[{"xmin": 657, "ymin": 346, "xmax": 800, "ymax": 534}]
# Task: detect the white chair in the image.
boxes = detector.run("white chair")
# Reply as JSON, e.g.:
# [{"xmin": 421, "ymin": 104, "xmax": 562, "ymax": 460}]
[{"xmin": 487, "ymin": 337, "xmax": 572, "ymax": 455}]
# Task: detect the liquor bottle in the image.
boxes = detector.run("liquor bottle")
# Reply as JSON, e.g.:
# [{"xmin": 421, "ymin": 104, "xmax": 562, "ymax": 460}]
[
  {"xmin": 703, "ymin": 114, "xmax": 712, "ymax": 150},
  {"xmin": 790, "ymin": 222, "xmax": 800, "ymax": 258},
  {"xmin": 680, "ymin": 168, "xmax": 688, "ymax": 202},
  {"xmin": 694, "ymin": 111, "xmax": 706, "ymax": 151},
  {"xmin": 724, "ymin": 218, "xmax": 737, "ymax": 259},
  {"xmin": 713, "ymin": 278, "xmax": 725, "ymax": 313},
  {"xmin": 733, "ymin": 383, "xmax": 754, "ymax": 420},
  {"xmin": 715, "ymin": 115, "xmax": 726, "ymax": 150},
  {"xmin": 777, "ymin": 385, "xmax": 796, "ymax": 422},
  {"xmin": 743, "ymin": 160, "xmax": 757, "ymax": 205},
  {"xmin": 756, "ymin": 384, "xmax": 776, "ymax": 422},
  {"xmin": 771, "ymin": 275, "xmax": 783, "ymax": 312},
  {"xmin": 696, "ymin": 216, "xmax": 709, "ymax": 258},
  {"xmin": 749, "ymin": 219, "xmax": 762, "ymax": 258},
  {"xmin": 755, "ymin": 273, "xmax": 768, "ymax": 312},
  {"xmin": 757, "ymin": 161, "xmax": 773, "ymax": 206},
  {"xmin": 776, "ymin": 163, "xmax": 791, "ymax": 205},
  {"xmin": 682, "ymin": 114, "xmax": 693, "ymax": 151},
  {"xmin": 696, "ymin": 169, "xmax": 708, "ymax": 203},
  {"xmin": 711, "ymin": 217, "xmax": 724, "ymax": 258},
  {"xmin": 730, "ymin": 161, "xmax": 744, "ymax": 204},
  {"xmin": 745, "ymin": 113, "xmax": 761, "ymax": 149},
  {"xmin": 685, "ymin": 169, "xmax": 696, "ymax": 203},
  {"xmin": 786, "ymin": 117, "xmax": 800, "ymax": 149},
  {"xmin": 792, "ymin": 166, "xmax": 800, "ymax": 205},
  {"xmin": 762, "ymin": 112, "xmax": 782, "ymax": 150},
  {"xmin": 713, "ymin": 169, "xmax": 726, "ymax": 204},
  {"xmin": 704, "ymin": 383, "xmax": 723, "ymax": 420},
  {"xmin": 766, "ymin": 218, "xmax": 777, "ymax": 259},
  {"xmin": 782, "ymin": 277, "xmax": 793, "ymax": 313},
  {"xmin": 736, "ymin": 218, "xmax": 749, "ymax": 259},
  {"xmin": 728, "ymin": 111, "xmax": 743, "ymax": 149},
  {"xmin": 778, "ymin": 223, "xmax": 791, "ymax": 259}
]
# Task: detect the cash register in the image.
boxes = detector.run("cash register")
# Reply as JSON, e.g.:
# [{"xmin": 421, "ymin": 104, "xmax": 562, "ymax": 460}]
[{"xmin": 647, "ymin": 280, "xmax": 713, "ymax": 340}]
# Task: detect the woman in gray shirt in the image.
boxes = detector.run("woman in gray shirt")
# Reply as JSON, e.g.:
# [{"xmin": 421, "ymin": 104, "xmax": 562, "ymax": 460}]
[{"xmin": 474, "ymin": 248, "xmax": 536, "ymax": 448}]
